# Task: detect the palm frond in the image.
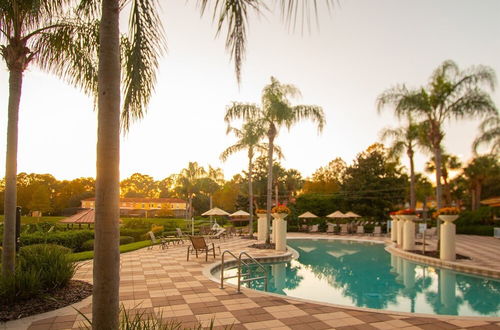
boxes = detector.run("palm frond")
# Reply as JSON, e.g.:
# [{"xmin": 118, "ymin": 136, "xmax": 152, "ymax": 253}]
[
  {"xmin": 33, "ymin": 18, "xmax": 99, "ymax": 97},
  {"xmin": 278, "ymin": 0, "xmax": 336, "ymax": 34},
  {"xmin": 292, "ymin": 104, "xmax": 325, "ymax": 132},
  {"xmin": 198, "ymin": 0, "xmax": 264, "ymax": 84},
  {"xmin": 446, "ymin": 89, "xmax": 497, "ymax": 120},
  {"xmin": 121, "ymin": 0, "xmax": 166, "ymax": 131},
  {"xmin": 224, "ymin": 102, "xmax": 261, "ymax": 123},
  {"xmin": 220, "ymin": 143, "xmax": 245, "ymax": 161},
  {"xmin": 473, "ymin": 114, "xmax": 500, "ymax": 154}
]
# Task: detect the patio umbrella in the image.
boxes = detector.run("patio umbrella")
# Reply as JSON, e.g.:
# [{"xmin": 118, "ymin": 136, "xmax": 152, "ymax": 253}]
[
  {"xmin": 229, "ymin": 210, "xmax": 250, "ymax": 225},
  {"xmin": 326, "ymin": 210, "xmax": 346, "ymax": 219},
  {"xmin": 230, "ymin": 210, "xmax": 250, "ymax": 217},
  {"xmin": 202, "ymin": 207, "xmax": 230, "ymax": 216},
  {"xmin": 298, "ymin": 211, "xmax": 318, "ymax": 219},
  {"xmin": 344, "ymin": 211, "xmax": 361, "ymax": 218}
]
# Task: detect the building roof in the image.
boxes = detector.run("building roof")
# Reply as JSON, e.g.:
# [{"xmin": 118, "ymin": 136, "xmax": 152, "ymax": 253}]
[
  {"xmin": 60, "ymin": 209, "xmax": 95, "ymax": 224},
  {"xmin": 82, "ymin": 197, "xmax": 186, "ymax": 203}
]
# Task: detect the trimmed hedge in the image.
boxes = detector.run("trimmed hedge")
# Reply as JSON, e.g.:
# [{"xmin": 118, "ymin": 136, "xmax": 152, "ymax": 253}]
[
  {"xmin": 120, "ymin": 228, "xmax": 148, "ymax": 242},
  {"xmin": 81, "ymin": 236, "xmax": 136, "ymax": 251},
  {"xmin": 456, "ymin": 225, "xmax": 494, "ymax": 236},
  {"xmin": 19, "ymin": 230, "xmax": 94, "ymax": 252}
]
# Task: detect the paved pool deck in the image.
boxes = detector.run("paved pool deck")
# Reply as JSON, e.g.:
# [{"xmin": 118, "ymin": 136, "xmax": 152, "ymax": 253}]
[{"xmin": 4, "ymin": 233, "xmax": 500, "ymax": 330}]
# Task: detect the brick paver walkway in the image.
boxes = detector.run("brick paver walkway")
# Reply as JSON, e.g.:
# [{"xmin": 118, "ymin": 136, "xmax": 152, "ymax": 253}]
[{"xmin": 4, "ymin": 234, "xmax": 500, "ymax": 330}]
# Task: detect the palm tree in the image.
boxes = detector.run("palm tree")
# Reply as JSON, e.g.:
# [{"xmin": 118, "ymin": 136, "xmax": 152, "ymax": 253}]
[
  {"xmin": 473, "ymin": 113, "xmax": 500, "ymax": 155},
  {"xmin": 283, "ymin": 169, "xmax": 303, "ymax": 202},
  {"xmin": 0, "ymin": 0, "xmax": 104, "ymax": 275},
  {"xmin": 220, "ymin": 120, "xmax": 282, "ymax": 235},
  {"xmin": 379, "ymin": 117, "xmax": 420, "ymax": 209},
  {"xmin": 176, "ymin": 162, "xmax": 206, "ymax": 219},
  {"xmin": 424, "ymin": 154, "xmax": 462, "ymax": 206},
  {"xmin": 225, "ymin": 77, "xmax": 325, "ymax": 243},
  {"xmin": 377, "ymin": 60, "xmax": 497, "ymax": 213},
  {"xmin": 463, "ymin": 155, "xmax": 500, "ymax": 210},
  {"xmin": 91, "ymin": 0, "xmax": 333, "ymax": 327}
]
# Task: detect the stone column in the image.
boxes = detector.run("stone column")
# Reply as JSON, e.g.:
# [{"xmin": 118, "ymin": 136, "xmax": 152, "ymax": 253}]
[
  {"xmin": 273, "ymin": 213, "xmax": 288, "ymax": 252},
  {"xmin": 390, "ymin": 215, "xmax": 398, "ymax": 242},
  {"xmin": 257, "ymin": 213, "xmax": 268, "ymax": 241},
  {"xmin": 397, "ymin": 215, "xmax": 404, "ymax": 247},
  {"xmin": 401, "ymin": 215, "xmax": 417, "ymax": 251},
  {"xmin": 439, "ymin": 215, "xmax": 459, "ymax": 261}
]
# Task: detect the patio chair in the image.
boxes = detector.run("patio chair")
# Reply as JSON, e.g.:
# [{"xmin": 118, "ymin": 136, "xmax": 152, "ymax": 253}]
[
  {"xmin": 356, "ymin": 225, "xmax": 364, "ymax": 235},
  {"xmin": 199, "ymin": 225, "xmax": 211, "ymax": 235},
  {"xmin": 176, "ymin": 228, "xmax": 189, "ymax": 241},
  {"xmin": 424, "ymin": 227, "xmax": 437, "ymax": 240},
  {"xmin": 309, "ymin": 224, "xmax": 319, "ymax": 233},
  {"xmin": 187, "ymin": 236, "xmax": 219, "ymax": 261},
  {"xmin": 148, "ymin": 231, "xmax": 167, "ymax": 250},
  {"xmin": 300, "ymin": 224, "xmax": 309, "ymax": 232},
  {"xmin": 208, "ymin": 228, "xmax": 226, "ymax": 240},
  {"xmin": 340, "ymin": 224, "xmax": 349, "ymax": 235},
  {"xmin": 238, "ymin": 225, "xmax": 250, "ymax": 236},
  {"xmin": 326, "ymin": 223, "xmax": 335, "ymax": 234},
  {"xmin": 373, "ymin": 226, "xmax": 382, "ymax": 236},
  {"xmin": 226, "ymin": 226, "xmax": 235, "ymax": 237}
]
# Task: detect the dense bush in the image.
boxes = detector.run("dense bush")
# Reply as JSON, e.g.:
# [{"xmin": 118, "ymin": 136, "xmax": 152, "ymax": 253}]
[
  {"xmin": 19, "ymin": 230, "xmax": 94, "ymax": 251},
  {"xmin": 122, "ymin": 219, "xmax": 150, "ymax": 230},
  {"xmin": 120, "ymin": 228, "xmax": 148, "ymax": 242},
  {"xmin": 81, "ymin": 236, "xmax": 136, "ymax": 251},
  {"xmin": 0, "ymin": 244, "xmax": 75, "ymax": 303},
  {"xmin": 456, "ymin": 207, "xmax": 496, "ymax": 226},
  {"xmin": 456, "ymin": 225, "xmax": 494, "ymax": 236}
]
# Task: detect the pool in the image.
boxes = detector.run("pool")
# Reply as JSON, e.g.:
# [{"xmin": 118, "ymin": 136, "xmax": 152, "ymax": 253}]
[{"xmin": 219, "ymin": 239, "xmax": 500, "ymax": 317}]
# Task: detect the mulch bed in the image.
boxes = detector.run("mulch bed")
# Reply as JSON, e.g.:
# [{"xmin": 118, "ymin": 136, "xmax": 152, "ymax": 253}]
[
  {"xmin": 248, "ymin": 243, "xmax": 275, "ymax": 249},
  {"xmin": 0, "ymin": 280, "xmax": 93, "ymax": 322},
  {"xmin": 409, "ymin": 250, "xmax": 471, "ymax": 260},
  {"xmin": 239, "ymin": 235, "xmax": 257, "ymax": 240}
]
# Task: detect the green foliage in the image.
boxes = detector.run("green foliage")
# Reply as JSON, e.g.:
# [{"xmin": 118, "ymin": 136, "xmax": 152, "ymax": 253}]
[
  {"xmin": 123, "ymin": 219, "xmax": 151, "ymax": 230},
  {"xmin": 456, "ymin": 207, "xmax": 496, "ymax": 226},
  {"xmin": 0, "ymin": 244, "xmax": 75, "ymax": 303},
  {"xmin": 81, "ymin": 236, "xmax": 136, "ymax": 251},
  {"xmin": 456, "ymin": 226, "xmax": 494, "ymax": 236},
  {"xmin": 120, "ymin": 228, "xmax": 148, "ymax": 242},
  {"xmin": 20, "ymin": 230, "xmax": 94, "ymax": 251},
  {"xmin": 69, "ymin": 240, "xmax": 152, "ymax": 262}
]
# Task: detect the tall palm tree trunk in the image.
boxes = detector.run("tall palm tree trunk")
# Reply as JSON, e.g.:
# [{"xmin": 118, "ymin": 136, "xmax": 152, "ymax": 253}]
[
  {"xmin": 473, "ymin": 181, "xmax": 482, "ymax": 211},
  {"xmin": 265, "ymin": 126, "xmax": 276, "ymax": 244},
  {"xmin": 433, "ymin": 145, "xmax": 443, "ymax": 239},
  {"xmin": 275, "ymin": 184, "xmax": 279, "ymax": 206},
  {"xmin": 92, "ymin": 0, "xmax": 121, "ymax": 328},
  {"xmin": 408, "ymin": 149, "xmax": 416, "ymax": 210},
  {"xmin": 2, "ymin": 68, "xmax": 23, "ymax": 275},
  {"xmin": 248, "ymin": 150, "xmax": 254, "ymax": 235}
]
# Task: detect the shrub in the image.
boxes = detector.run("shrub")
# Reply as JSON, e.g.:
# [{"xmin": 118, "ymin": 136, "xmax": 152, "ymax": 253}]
[
  {"xmin": 456, "ymin": 225, "xmax": 494, "ymax": 236},
  {"xmin": 82, "ymin": 236, "xmax": 137, "ymax": 251},
  {"xmin": 0, "ymin": 244, "xmax": 76, "ymax": 303},
  {"xmin": 123, "ymin": 219, "xmax": 150, "ymax": 230},
  {"xmin": 456, "ymin": 207, "xmax": 495, "ymax": 226},
  {"xmin": 20, "ymin": 230, "xmax": 94, "ymax": 251},
  {"xmin": 18, "ymin": 244, "xmax": 75, "ymax": 291},
  {"xmin": 120, "ymin": 228, "xmax": 147, "ymax": 242}
]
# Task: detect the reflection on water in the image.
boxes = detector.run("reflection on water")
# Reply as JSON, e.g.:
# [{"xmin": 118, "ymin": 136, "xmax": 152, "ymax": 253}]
[{"xmin": 222, "ymin": 239, "xmax": 500, "ymax": 317}]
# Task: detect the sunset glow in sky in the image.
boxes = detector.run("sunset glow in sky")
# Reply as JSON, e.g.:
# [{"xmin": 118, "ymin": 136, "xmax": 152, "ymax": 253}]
[{"xmin": 0, "ymin": 0, "xmax": 499, "ymax": 181}]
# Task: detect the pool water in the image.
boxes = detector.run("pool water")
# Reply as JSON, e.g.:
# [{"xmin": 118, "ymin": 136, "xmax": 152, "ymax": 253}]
[{"xmin": 220, "ymin": 239, "xmax": 500, "ymax": 317}]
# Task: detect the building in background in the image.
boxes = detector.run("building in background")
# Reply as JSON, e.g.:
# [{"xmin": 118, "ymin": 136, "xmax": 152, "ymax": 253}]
[{"xmin": 81, "ymin": 197, "xmax": 187, "ymax": 218}]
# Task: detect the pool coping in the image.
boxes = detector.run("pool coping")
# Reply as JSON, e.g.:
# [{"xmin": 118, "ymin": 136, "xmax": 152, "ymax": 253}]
[
  {"xmin": 386, "ymin": 244, "xmax": 500, "ymax": 280},
  {"xmin": 204, "ymin": 237, "xmax": 500, "ymax": 321}
]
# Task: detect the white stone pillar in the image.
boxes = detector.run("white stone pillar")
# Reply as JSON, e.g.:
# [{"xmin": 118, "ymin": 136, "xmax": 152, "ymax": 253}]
[
  {"xmin": 402, "ymin": 215, "xmax": 417, "ymax": 251},
  {"xmin": 257, "ymin": 213, "xmax": 268, "ymax": 241},
  {"xmin": 439, "ymin": 215, "xmax": 459, "ymax": 261},
  {"xmin": 390, "ymin": 215, "xmax": 398, "ymax": 242},
  {"xmin": 273, "ymin": 213, "xmax": 288, "ymax": 252},
  {"xmin": 397, "ymin": 216, "xmax": 404, "ymax": 247}
]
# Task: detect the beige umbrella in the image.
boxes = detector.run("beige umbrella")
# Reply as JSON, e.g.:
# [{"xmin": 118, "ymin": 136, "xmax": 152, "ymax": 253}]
[
  {"xmin": 202, "ymin": 207, "xmax": 230, "ymax": 216},
  {"xmin": 326, "ymin": 210, "xmax": 346, "ymax": 218},
  {"xmin": 230, "ymin": 210, "xmax": 250, "ymax": 217},
  {"xmin": 298, "ymin": 211, "xmax": 318, "ymax": 218},
  {"xmin": 344, "ymin": 211, "xmax": 361, "ymax": 218}
]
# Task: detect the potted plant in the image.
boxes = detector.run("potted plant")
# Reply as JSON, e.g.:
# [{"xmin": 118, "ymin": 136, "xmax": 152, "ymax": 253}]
[
  {"xmin": 396, "ymin": 209, "xmax": 419, "ymax": 222},
  {"xmin": 271, "ymin": 204, "xmax": 290, "ymax": 220},
  {"xmin": 434, "ymin": 207, "xmax": 460, "ymax": 223}
]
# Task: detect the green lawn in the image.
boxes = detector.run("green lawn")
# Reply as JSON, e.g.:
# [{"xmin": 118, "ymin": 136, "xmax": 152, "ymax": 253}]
[{"xmin": 69, "ymin": 240, "xmax": 154, "ymax": 262}]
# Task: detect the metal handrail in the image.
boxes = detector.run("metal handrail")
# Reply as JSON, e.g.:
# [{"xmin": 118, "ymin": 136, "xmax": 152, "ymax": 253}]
[{"xmin": 220, "ymin": 250, "xmax": 268, "ymax": 293}]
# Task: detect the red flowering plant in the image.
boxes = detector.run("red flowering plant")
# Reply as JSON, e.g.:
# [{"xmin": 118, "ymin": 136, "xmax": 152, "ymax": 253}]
[
  {"xmin": 396, "ymin": 209, "xmax": 417, "ymax": 215},
  {"xmin": 433, "ymin": 207, "xmax": 460, "ymax": 218},
  {"xmin": 271, "ymin": 204, "xmax": 291, "ymax": 214},
  {"xmin": 255, "ymin": 209, "xmax": 267, "ymax": 214}
]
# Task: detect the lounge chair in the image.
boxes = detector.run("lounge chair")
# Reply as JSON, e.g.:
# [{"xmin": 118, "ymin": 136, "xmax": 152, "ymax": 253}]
[
  {"xmin": 309, "ymin": 224, "xmax": 319, "ymax": 233},
  {"xmin": 300, "ymin": 224, "xmax": 309, "ymax": 232},
  {"xmin": 199, "ymin": 225, "xmax": 211, "ymax": 235},
  {"xmin": 373, "ymin": 226, "xmax": 382, "ymax": 236},
  {"xmin": 148, "ymin": 231, "xmax": 167, "ymax": 250},
  {"xmin": 209, "ymin": 228, "xmax": 226, "ymax": 240},
  {"xmin": 340, "ymin": 224, "xmax": 349, "ymax": 235},
  {"xmin": 187, "ymin": 236, "xmax": 219, "ymax": 261},
  {"xmin": 176, "ymin": 228, "xmax": 189, "ymax": 241},
  {"xmin": 356, "ymin": 225, "xmax": 364, "ymax": 235},
  {"xmin": 326, "ymin": 223, "xmax": 336, "ymax": 234},
  {"xmin": 424, "ymin": 227, "xmax": 437, "ymax": 240}
]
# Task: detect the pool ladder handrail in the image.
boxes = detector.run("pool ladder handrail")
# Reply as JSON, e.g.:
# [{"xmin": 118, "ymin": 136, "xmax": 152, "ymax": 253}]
[{"xmin": 220, "ymin": 250, "xmax": 268, "ymax": 293}]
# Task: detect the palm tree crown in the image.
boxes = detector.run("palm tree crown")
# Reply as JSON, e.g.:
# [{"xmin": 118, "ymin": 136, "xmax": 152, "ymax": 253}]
[
  {"xmin": 473, "ymin": 113, "xmax": 500, "ymax": 155},
  {"xmin": 224, "ymin": 76, "xmax": 325, "ymax": 243}
]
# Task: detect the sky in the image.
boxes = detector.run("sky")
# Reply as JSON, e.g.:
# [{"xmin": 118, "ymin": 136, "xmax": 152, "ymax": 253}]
[{"xmin": 0, "ymin": 0, "xmax": 499, "ymax": 182}]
